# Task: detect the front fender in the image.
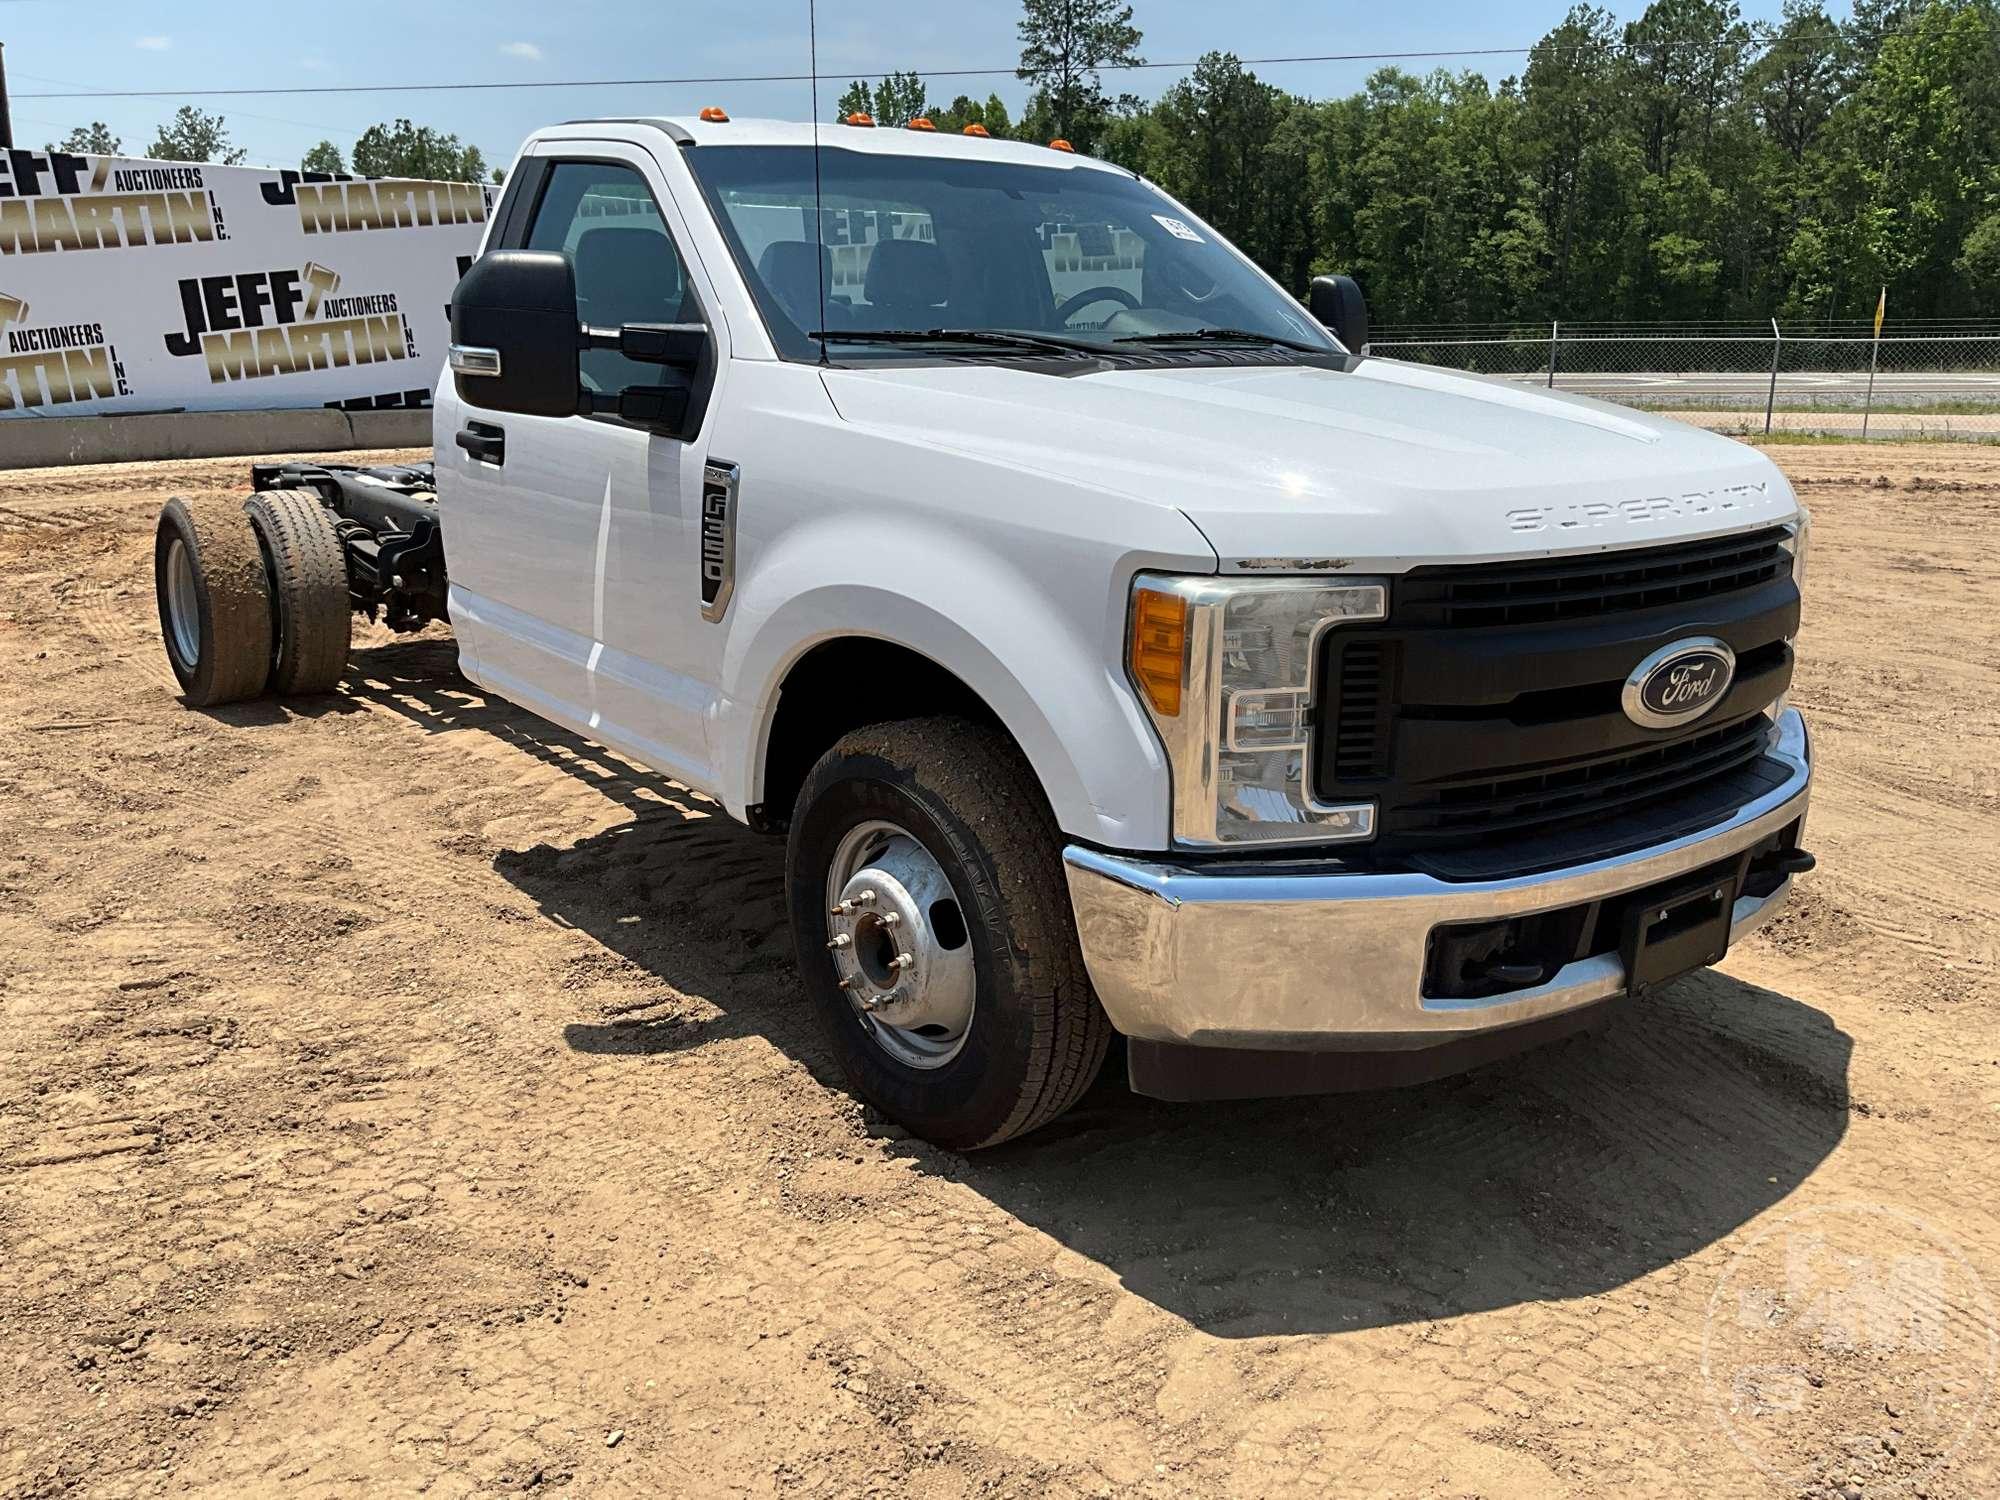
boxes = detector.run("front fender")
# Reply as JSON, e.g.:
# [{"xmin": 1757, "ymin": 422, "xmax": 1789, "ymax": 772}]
[{"xmin": 711, "ymin": 515, "xmax": 1190, "ymax": 850}]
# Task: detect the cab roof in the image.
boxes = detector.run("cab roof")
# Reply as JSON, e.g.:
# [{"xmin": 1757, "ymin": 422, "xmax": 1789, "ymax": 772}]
[{"xmin": 542, "ymin": 115, "xmax": 1132, "ymax": 174}]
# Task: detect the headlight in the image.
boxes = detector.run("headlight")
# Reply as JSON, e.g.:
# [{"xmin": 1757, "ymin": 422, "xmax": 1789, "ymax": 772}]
[
  {"xmin": 1128, "ymin": 573, "xmax": 1386, "ymax": 847},
  {"xmin": 1768, "ymin": 511, "xmax": 1810, "ymax": 731}
]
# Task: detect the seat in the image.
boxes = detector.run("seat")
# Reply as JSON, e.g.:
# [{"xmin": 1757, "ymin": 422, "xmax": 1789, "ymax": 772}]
[
  {"xmin": 757, "ymin": 240, "xmax": 834, "ymax": 331},
  {"xmin": 572, "ymin": 226, "xmax": 685, "ymax": 327},
  {"xmin": 571, "ymin": 226, "xmax": 698, "ymax": 391},
  {"xmin": 861, "ymin": 237, "xmax": 949, "ymax": 326}
]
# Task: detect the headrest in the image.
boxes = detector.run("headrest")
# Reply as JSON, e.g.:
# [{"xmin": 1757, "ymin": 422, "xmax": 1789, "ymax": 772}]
[
  {"xmin": 573, "ymin": 227, "xmax": 674, "ymax": 296},
  {"xmin": 862, "ymin": 236, "xmax": 948, "ymax": 314},
  {"xmin": 757, "ymin": 240, "xmax": 832, "ymax": 326}
]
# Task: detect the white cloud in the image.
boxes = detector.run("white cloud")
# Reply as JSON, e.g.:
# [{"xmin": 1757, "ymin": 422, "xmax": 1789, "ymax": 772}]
[
  {"xmin": 135, "ymin": 35, "xmax": 172, "ymax": 51},
  {"xmin": 499, "ymin": 41, "xmax": 543, "ymax": 62}
]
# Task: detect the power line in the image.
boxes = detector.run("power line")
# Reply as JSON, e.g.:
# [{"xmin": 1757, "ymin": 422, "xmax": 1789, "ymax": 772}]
[
  {"xmin": 16, "ymin": 27, "xmax": 1988, "ymax": 102},
  {"xmin": 11, "ymin": 68, "xmax": 373, "ymax": 143}
]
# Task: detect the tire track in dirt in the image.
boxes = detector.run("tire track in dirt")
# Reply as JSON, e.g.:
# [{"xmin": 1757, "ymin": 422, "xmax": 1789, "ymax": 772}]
[{"xmin": 5, "ymin": 444, "xmax": 1999, "ymax": 1498}]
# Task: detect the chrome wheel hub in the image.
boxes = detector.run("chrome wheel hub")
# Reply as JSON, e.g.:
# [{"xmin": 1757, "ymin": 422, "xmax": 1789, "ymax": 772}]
[
  {"xmin": 825, "ymin": 819, "xmax": 975, "ymax": 1070},
  {"xmin": 165, "ymin": 537, "xmax": 201, "ymax": 669}
]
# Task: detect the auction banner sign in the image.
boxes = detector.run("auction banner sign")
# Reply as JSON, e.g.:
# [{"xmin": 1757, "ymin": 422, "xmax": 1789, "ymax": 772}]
[{"xmin": 0, "ymin": 148, "xmax": 492, "ymax": 420}]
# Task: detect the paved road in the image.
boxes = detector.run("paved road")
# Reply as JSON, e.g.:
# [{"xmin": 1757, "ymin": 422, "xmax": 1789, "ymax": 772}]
[{"xmin": 1490, "ymin": 370, "xmax": 2000, "ymax": 402}]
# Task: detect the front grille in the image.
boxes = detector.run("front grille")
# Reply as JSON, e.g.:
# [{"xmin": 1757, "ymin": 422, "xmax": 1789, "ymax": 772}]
[
  {"xmin": 1383, "ymin": 714, "xmax": 1773, "ymax": 844},
  {"xmin": 1394, "ymin": 526, "xmax": 1791, "ymax": 629},
  {"xmin": 1311, "ymin": 526, "xmax": 1801, "ymax": 875}
]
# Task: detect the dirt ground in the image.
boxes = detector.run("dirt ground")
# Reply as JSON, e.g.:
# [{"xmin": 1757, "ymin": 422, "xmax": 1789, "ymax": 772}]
[{"xmin": 1, "ymin": 441, "xmax": 1996, "ymax": 1499}]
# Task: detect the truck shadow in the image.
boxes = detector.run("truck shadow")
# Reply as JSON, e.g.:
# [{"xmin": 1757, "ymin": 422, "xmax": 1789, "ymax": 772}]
[{"xmin": 345, "ymin": 637, "xmax": 1853, "ymax": 1338}]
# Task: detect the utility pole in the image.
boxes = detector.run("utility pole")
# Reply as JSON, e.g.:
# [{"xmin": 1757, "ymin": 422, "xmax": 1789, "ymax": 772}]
[{"xmin": 0, "ymin": 42, "xmax": 14, "ymax": 150}]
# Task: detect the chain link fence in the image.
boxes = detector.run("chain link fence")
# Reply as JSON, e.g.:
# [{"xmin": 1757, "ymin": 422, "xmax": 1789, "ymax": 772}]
[{"xmin": 1367, "ymin": 325, "xmax": 2000, "ymax": 442}]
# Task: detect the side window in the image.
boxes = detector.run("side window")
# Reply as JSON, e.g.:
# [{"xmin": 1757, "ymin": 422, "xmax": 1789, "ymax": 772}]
[{"xmin": 524, "ymin": 160, "xmax": 700, "ymax": 396}]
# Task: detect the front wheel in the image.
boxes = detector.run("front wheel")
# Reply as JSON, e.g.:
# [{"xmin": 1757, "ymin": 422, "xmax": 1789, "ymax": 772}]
[{"xmin": 786, "ymin": 717, "xmax": 1111, "ymax": 1149}]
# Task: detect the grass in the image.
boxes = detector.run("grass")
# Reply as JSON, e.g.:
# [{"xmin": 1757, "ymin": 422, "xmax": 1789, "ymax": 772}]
[
  {"xmin": 1630, "ymin": 398, "xmax": 2000, "ymax": 417},
  {"xmin": 1738, "ymin": 430, "xmax": 2000, "ymax": 447}
]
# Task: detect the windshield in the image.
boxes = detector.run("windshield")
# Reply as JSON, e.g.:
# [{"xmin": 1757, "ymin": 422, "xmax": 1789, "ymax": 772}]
[{"xmin": 684, "ymin": 144, "xmax": 1337, "ymax": 363}]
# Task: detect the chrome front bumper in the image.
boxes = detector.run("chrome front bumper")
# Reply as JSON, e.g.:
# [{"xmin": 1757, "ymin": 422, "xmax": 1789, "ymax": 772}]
[{"xmin": 1063, "ymin": 709, "xmax": 1811, "ymax": 1050}]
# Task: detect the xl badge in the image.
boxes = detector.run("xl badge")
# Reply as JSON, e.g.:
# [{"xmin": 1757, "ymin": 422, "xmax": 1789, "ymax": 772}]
[{"xmin": 1622, "ymin": 637, "xmax": 1735, "ymax": 730}]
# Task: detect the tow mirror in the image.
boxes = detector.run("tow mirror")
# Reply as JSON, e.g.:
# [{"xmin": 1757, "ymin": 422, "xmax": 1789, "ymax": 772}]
[
  {"xmin": 1309, "ymin": 274, "xmax": 1370, "ymax": 356},
  {"xmin": 449, "ymin": 251, "xmax": 581, "ymax": 417}
]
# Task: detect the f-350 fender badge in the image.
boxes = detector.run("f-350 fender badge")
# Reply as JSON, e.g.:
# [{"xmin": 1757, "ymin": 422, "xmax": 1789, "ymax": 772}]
[{"xmin": 700, "ymin": 461, "xmax": 738, "ymax": 622}]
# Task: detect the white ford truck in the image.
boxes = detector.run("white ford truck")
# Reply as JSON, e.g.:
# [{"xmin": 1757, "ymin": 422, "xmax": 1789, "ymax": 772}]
[{"xmin": 152, "ymin": 114, "xmax": 1814, "ymax": 1147}]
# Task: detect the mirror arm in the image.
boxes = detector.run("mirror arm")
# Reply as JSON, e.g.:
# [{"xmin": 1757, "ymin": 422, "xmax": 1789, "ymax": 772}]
[{"xmin": 577, "ymin": 321, "xmax": 708, "ymax": 366}]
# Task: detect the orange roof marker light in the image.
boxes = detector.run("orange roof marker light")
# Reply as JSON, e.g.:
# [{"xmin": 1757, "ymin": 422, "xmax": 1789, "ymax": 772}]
[
  {"xmin": 906, "ymin": 117, "xmax": 937, "ymax": 131},
  {"xmin": 962, "ymin": 123, "xmax": 991, "ymax": 137},
  {"xmin": 845, "ymin": 112, "xmax": 875, "ymax": 127},
  {"xmin": 1048, "ymin": 138, "xmax": 1075, "ymax": 152},
  {"xmin": 698, "ymin": 106, "xmax": 729, "ymax": 123}
]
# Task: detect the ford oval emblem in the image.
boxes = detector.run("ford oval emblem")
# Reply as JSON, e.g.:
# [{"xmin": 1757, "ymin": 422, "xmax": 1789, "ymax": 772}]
[{"xmin": 1622, "ymin": 637, "xmax": 1736, "ymax": 730}]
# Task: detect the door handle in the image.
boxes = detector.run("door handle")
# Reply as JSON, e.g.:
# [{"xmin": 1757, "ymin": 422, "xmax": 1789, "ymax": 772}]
[{"xmin": 455, "ymin": 421, "xmax": 504, "ymax": 466}]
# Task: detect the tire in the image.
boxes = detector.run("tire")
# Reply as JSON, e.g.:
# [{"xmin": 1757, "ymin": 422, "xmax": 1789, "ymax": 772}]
[
  {"xmin": 154, "ymin": 495, "xmax": 274, "ymax": 707},
  {"xmin": 787, "ymin": 716, "xmax": 1113, "ymax": 1149},
  {"xmin": 244, "ymin": 490, "xmax": 350, "ymax": 696}
]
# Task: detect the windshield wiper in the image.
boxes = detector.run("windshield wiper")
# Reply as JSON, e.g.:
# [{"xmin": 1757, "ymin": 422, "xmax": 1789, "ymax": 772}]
[
  {"xmin": 811, "ymin": 328, "xmax": 1107, "ymax": 357},
  {"xmin": 1114, "ymin": 327, "xmax": 1332, "ymax": 355}
]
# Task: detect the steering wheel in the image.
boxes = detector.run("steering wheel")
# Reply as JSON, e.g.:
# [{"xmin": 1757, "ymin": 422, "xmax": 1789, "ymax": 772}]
[{"xmin": 1055, "ymin": 285, "xmax": 1140, "ymax": 323}]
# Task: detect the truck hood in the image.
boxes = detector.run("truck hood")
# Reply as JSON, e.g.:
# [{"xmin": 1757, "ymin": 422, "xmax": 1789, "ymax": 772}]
[{"xmin": 819, "ymin": 358, "xmax": 1798, "ymax": 571}]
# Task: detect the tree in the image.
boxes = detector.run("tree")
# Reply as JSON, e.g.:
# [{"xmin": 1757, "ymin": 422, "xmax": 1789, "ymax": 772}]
[
  {"xmin": 921, "ymin": 0, "xmax": 2000, "ymax": 322},
  {"xmin": 836, "ymin": 80, "xmax": 873, "ymax": 120},
  {"xmin": 872, "ymin": 71, "xmax": 929, "ymax": 127},
  {"xmin": 927, "ymin": 92, "xmax": 1015, "ymax": 137},
  {"xmin": 1959, "ymin": 212, "xmax": 2000, "ymax": 307},
  {"xmin": 147, "ymin": 106, "xmax": 247, "ymax": 166},
  {"xmin": 1749, "ymin": 0, "xmax": 1849, "ymax": 161},
  {"xmin": 1521, "ymin": 6, "xmax": 1624, "ymax": 317},
  {"xmin": 1016, "ymin": 0, "xmax": 1143, "ymax": 150},
  {"xmin": 351, "ymin": 119, "xmax": 488, "ymax": 181},
  {"xmin": 49, "ymin": 122, "xmax": 120, "ymax": 155},
  {"xmin": 301, "ymin": 140, "xmax": 347, "ymax": 174},
  {"xmin": 835, "ymin": 73, "xmax": 930, "ymax": 127}
]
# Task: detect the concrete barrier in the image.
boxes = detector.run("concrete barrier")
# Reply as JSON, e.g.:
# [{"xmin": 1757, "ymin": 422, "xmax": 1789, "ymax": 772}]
[{"xmin": 0, "ymin": 407, "xmax": 432, "ymax": 470}]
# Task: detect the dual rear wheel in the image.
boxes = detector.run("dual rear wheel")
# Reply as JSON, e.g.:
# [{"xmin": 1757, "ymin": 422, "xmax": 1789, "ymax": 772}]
[{"xmin": 153, "ymin": 492, "xmax": 350, "ymax": 707}]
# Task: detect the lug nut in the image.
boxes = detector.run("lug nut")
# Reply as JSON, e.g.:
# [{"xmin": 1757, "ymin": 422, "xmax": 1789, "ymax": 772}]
[
  {"xmin": 853, "ymin": 890, "xmax": 877, "ymax": 905},
  {"xmin": 831, "ymin": 900, "xmax": 852, "ymax": 917},
  {"xmin": 880, "ymin": 911, "xmax": 901, "ymax": 927},
  {"xmin": 888, "ymin": 952, "xmax": 914, "ymax": 970},
  {"xmin": 826, "ymin": 933, "xmax": 851, "ymax": 950}
]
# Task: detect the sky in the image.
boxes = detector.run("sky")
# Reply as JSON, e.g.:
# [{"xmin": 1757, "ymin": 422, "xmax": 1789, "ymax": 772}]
[{"xmin": 2, "ymin": 0, "xmax": 1829, "ymax": 172}]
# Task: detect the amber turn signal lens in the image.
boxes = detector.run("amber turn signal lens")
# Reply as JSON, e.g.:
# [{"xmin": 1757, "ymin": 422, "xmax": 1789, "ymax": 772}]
[
  {"xmin": 699, "ymin": 106, "xmax": 730, "ymax": 123},
  {"xmin": 1131, "ymin": 589, "xmax": 1188, "ymax": 718},
  {"xmin": 907, "ymin": 117, "xmax": 937, "ymax": 130},
  {"xmin": 1048, "ymin": 138, "xmax": 1075, "ymax": 152},
  {"xmin": 845, "ymin": 112, "xmax": 875, "ymax": 127},
  {"xmin": 962, "ymin": 123, "xmax": 991, "ymax": 137}
]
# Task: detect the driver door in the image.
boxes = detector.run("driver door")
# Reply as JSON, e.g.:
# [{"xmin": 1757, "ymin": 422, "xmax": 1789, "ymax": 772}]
[{"xmin": 441, "ymin": 145, "xmax": 711, "ymax": 775}]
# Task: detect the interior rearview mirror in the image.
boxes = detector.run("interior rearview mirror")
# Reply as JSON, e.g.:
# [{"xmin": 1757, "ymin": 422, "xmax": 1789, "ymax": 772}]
[
  {"xmin": 1309, "ymin": 275, "xmax": 1370, "ymax": 356},
  {"xmin": 449, "ymin": 251, "xmax": 582, "ymax": 417}
]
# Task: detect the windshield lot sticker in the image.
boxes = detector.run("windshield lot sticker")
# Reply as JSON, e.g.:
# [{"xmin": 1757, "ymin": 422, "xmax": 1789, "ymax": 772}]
[{"xmin": 1151, "ymin": 214, "xmax": 1203, "ymax": 243}]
